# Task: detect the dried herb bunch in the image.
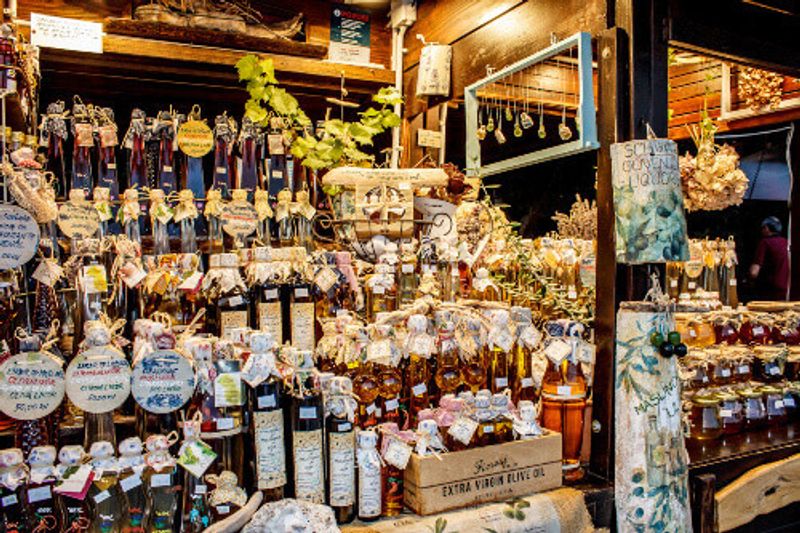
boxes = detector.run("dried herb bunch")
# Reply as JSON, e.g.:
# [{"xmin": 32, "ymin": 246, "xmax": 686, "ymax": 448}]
[{"xmin": 551, "ymin": 194, "xmax": 597, "ymax": 240}]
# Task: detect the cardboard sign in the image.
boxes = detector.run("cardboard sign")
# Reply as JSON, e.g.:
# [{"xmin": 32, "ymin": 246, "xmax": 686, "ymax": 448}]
[
  {"xmin": 132, "ymin": 349, "xmax": 196, "ymax": 414},
  {"xmin": 31, "ymin": 13, "xmax": 103, "ymax": 54},
  {"xmin": 0, "ymin": 205, "xmax": 39, "ymax": 269},
  {"xmin": 177, "ymin": 120, "xmax": 214, "ymax": 158},
  {"xmin": 58, "ymin": 201, "xmax": 100, "ymax": 238},
  {"xmin": 0, "ymin": 352, "xmax": 65, "ymax": 420},
  {"xmin": 66, "ymin": 346, "xmax": 131, "ymax": 413},
  {"xmin": 417, "ymin": 129, "xmax": 442, "ymax": 148}
]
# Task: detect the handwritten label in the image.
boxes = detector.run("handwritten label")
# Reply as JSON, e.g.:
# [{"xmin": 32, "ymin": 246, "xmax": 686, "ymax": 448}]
[
  {"xmin": 66, "ymin": 346, "xmax": 131, "ymax": 413},
  {"xmin": 291, "ymin": 302, "xmax": 315, "ymax": 352},
  {"xmin": 417, "ymin": 128, "xmax": 442, "ymax": 148},
  {"xmin": 0, "ymin": 352, "xmax": 65, "ymax": 420},
  {"xmin": 221, "ymin": 201, "xmax": 258, "ymax": 240},
  {"xmin": 31, "ymin": 13, "xmax": 103, "ymax": 54},
  {"xmin": 58, "ymin": 201, "xmax": 100, "ymax": 238},
  {"xmin": 258, "ymin": 302, "xmax": 284, "ymax": 345},
  {"xmin": 293, "ymin": 429, "xmax": 324, "ymax": 503},
  {"xmin": 132, "ymin": 349, "xmax": 196, "ymax": 414},
  {"xmin": 328, "ymin": 431, "xmax": 355, "ymax": 506},
  {"xmin": 178, "ymin": 120, "xmax": 214, "ymax": 158},
  {"xmin": 0, "ymin": 205, "xmax": 39, "ymax": 269},
  {"xmin": 255, "ymin": 410, "xmax": 287, "ymax": 490}
]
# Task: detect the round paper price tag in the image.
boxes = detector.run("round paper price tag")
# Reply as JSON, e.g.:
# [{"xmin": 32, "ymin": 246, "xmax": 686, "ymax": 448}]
[
  {"xmin": 221, "ymin": 201, "xmax": 258, "ymax": 240},
  {"xmin": 0, "ymin": 352, "xmax": 65, "ymax": 420},
  {"xmin": 66, "ymin": 346, "xmax": 131, "ymax": 413},
  {"xmin": 0, "ymin": 204, "xmax": 40, "ymax": 270},
  {"xmin": 58, "ymin": 201, "xmax": 100, "ymax": 239},
  {"xmin": 132, "ymin": 349, "xmax": 196, "ymax": 414},
  {"xmin": 177, "ymin": 119, "xmax": 214, "ymax": 158}
]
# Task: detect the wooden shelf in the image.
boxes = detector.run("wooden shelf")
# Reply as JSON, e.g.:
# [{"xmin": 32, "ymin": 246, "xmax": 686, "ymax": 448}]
[{"xmin": 19, "ymin": 25, "xmax": 393, "ymax": 95}]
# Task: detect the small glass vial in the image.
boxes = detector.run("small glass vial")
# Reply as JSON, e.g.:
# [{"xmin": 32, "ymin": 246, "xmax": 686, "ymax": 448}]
[
  {"xmin": 434, "ymin": 321, "xmax": 462, "ymax": 396},
  {"xmin": 471, "ymin": 267, "xmax": 502, "ymax": 301},
  {"xmin": 738, "ymin": 388, "xmax": 767, "ymax": 431},
  {"xmin": 203, "ymin": 253, "xmax": 249, "ymax": 337},
  {"xmin": 117, "ymin": 438, "xmax": 149, "ymax": 533},
  {"xmin": 486, "ymin": 309, "xmax": 513, "ymax": 393},
  {"xmin": 356, "ymin": 430, "xmax": 382, "ymax": 522},
  {"xmin": 56, "ymin": 445, "xmax": 92, "ymax": 532},
  {"xmin": 354, "ymin": 363, "xmax": 381, "ymax": 429},
  {"xmin": 88, "ymin": 441, "xmax": 128, "ymax": 533},
  {"xmin": 511, "ymin": 306, "xmax": 539, "ymax": 403}
]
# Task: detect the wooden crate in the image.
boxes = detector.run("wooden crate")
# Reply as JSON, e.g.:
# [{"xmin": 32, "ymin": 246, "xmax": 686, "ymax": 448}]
[{"xmin": 403, "ymin": 431, "xmax": 563, "ymax": 515}]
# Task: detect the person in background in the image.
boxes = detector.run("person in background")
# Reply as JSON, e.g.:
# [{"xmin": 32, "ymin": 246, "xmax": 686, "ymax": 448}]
[{"xmin": 750, "ymin": 216, "xmax": 789, "ymax": 301}]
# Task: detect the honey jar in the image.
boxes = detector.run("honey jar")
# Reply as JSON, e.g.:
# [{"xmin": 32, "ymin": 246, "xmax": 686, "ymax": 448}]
[
  {"xmin": 714, "ymin": 389, "xmax": 744, "ymax": 435},
  {"xmin": 759, "ymin": 384, "xmax": 788, "ymax": 426},
  {"xmin": 738, "ymin": 388, "xmax": 767, "ymax": 430},
  {"xmin": 754, "ymin": 346, "xmax": 786, "ymax": 382},
  {"xmin": 689, "ymin": 394, "xmax": 723, "ymax": 440}
]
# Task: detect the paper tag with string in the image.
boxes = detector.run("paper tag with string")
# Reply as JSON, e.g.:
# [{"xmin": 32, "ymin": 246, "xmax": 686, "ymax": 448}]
[
  {"xmin": 383, "ymin": 438, "xmax": 412, "ymax": 470},
  {"xmin": 32, "ymin": 259, "xmax": 63, "ymax": 288}
]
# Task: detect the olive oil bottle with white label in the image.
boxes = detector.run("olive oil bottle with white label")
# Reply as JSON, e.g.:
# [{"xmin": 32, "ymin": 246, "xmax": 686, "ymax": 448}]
[{"xmin": 290, "ymin": 276, "xmax": 316, "ymax": 352}]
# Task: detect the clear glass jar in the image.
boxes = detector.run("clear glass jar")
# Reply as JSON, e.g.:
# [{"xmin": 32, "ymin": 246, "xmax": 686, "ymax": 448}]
[
  {"xmin": 731, "ymin": 349, "xmax": 754, "ymax": 383},
  {"xmin": 782, "ymin": 383, "xmax": 799, "ymax": 420},
  {"xmin": 754, "ymin": 347, "xmax": 785, "ymax": 382},
  {"xmin": 711, "ymin": 352, "xmax": 734, "ymax": 386},
  {"xmin": 759, "ymin": 384, "xmax": 788, "ymax": 426},
  {"xmin": 689, "ymin": 394, "xmax": 723, "ymax": 440},
  {"xmin": 714, "ymin": 390, "xmax": 744, "ymax": 435},
  {"xmin": 738, "ymin": 388, "xmax": 767, "ymax": 431}
]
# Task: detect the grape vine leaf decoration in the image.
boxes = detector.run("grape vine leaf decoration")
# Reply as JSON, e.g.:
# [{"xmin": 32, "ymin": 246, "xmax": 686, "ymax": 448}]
[{"xmin": 236, "ymin": 55, "xmax": 402, "ymax": 170}]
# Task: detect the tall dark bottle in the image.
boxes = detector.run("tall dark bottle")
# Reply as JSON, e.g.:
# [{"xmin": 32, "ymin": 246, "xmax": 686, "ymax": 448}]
[
  {"xmin": 290, "ymin": 351, "xmax": 325, "ymax": 504},
  {"xmin": 325, "ymin": 376, "xmax": 356, "ymax": 524}
]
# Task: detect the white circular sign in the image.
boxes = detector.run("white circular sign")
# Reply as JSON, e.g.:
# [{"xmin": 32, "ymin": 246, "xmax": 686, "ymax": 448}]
[
  {"xmin": 58, "ymin": 201, "xmax": 100, "ymax": 239},
  {"xmin": 0, "ymin": 352, "xmax": 65, "ymax": 420},
  {"xmin": 132, "ymin": 349, "xmax": 196, "ymax": 414},
  {"xmin": 0, "ymin": 204, "xmax": 40, "ymax": 270},
  {"xmin": 66, "ymin": 346, "xmax": 131, "ymax": 413}
]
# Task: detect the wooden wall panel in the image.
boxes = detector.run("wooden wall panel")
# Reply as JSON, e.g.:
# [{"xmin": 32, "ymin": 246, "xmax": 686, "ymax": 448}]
[{"xmin": 402, "ymin": 0, "xmax": 606, "ymax": 118}]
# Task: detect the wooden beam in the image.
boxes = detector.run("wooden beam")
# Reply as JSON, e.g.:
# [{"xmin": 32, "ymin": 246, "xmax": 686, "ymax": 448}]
[
  {"xmin": 691, "ymin": 473, "xmax": 717, "ymax": 533},
  {"xmin": 590, "ymin": 26, "xmax": 629, "ymax": 482},
  {"xmin": 716, "ymin": 452, "xmax": 800, "ymax": 531}
]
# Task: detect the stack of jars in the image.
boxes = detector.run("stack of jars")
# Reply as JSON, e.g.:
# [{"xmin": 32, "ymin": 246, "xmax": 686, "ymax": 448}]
[{"xmin": 681, "ymin": 340, "xmax": 800, "ymax": 441}]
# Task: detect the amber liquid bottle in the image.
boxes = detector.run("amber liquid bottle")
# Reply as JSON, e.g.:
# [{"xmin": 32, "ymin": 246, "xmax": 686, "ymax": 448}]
[
  {"xmin": 406, "ymin": 315, "xmax": 432, "ymax": 427},
  {"xmin": 25, "ymin": 446, "xmax": 61, "ymax": 533},
  {"xmin": 397, "ymin": 243, "xmax": 418, "ymax": 306},
  {"xmin": 487, "ymin": 310, "xmax": 512, "ymax": 394},
  {"xmin": 353, "ymin": 364, "xmax": 381, "ymax": 429},
  {"xmin": 434, "ymin": 322, "xmax": 462, "ymax": 396},
  {"xmin": 377, "ymin": 365, "xmax": 403, "ymax": 426},
  {"xmin": 540, "ymin": 355, "xmax": 588, "ymax": 481},
  {"xmin": 379, "ymin": 422, "xmax": 404, "ymax": 517},
  {"xmin": 511, "ymin": 307, "xmax": 538, "ymax": 403},
  {"xmin": 366, "ymin": 264, "xmax": 397, "ymax": 321}
]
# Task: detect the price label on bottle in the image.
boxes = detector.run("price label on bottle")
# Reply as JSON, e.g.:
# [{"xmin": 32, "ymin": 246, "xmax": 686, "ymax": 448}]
[
  {"xmin": 93, "ymin": 489, "xmax": 110, "ymax": 503},
  {"xmin": 258, "ymin": 394, "xmax": 277, "ymax": 409},
  {"xmin": 120, "ymin": 474, "xmax": 142, "ymax": 492},
  {"xmin": 738, "ymin": 365, "xmax": 750, "ymax": 374},
  {"xmin": 1, "ymin": 494, "xmax": 17, "ymax": 507},
  {"xmin": 720, "ymin": 409, "xmax": 733, "ymax": 418},
  {"xmin": 495, "ymin": 377, "xmax": 508, "ymax": 388},
  {"xmin": 300, "ymin": 406, "xmax": 318, "ymax": 419},
  {"xmin": 753, "ymin": 326, "xmax": 765, "ymax": 336},
  {"xmin": 384, "ymin": 398, "xmax": 399, "ymax": 411},
  {"xmin": 557, "ymin": 385, "xmax": 574, "ymax": 397},
  {"xmin": 216, "ymin": 417, "xmax": 235, "ymax": 430},
  {"xmin": 720, "ymin": 368, "xmax": 731, "ymax": 378},
  {"xmin": 482, "ymin": 424, "xmax": 494, "ymax": 434},
  {"xmin": 785, "ymin": 398, "xmax": 796, "ymax": 407},
  {"xmin": 521, "ymin": 377, "xmax": 534, "ymax": 388},
  {"xmin": 412, "ymin": 383, "xmax": 427, "ymax": 396},
  {"xmin": 150, "ymin": 474, "xmax": 171, "ymax": 488},
  {"xmin": 770, "ymin": 365, "xmax": 782, "ymax": 375},
  {"xmin": 402, "ymin": 263, "xmax": 415, "ymax": 274},
  {"xmin": 295, "ymin": 287, "xmax": 309, "ymax": 298}
]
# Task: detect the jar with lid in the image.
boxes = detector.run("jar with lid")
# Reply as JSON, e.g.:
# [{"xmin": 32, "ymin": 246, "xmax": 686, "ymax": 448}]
[
  {"xmin": 710, "ymin": 349, "xmax": 734, "ymax": 385},
  {"xmin": 786, "ymin": 347, "xmax": 800, "ymax": 380},
  {"xmin": 714, "ymin": 390, "xmax": 744, "ymax": 436},
  {"xmin": 713, "ymin": 315, "xmax": 740, "ymax": 345},
  {"xmin": 730, "ymin": 348, "xmax": 753, "ymax": 383},
  {"xmin": 738, "ymin": 388, "xmax": 767, "ymax": 430},
  {"xmin": 688, "ymin": 394, "xmax": 723, "ymax": 440},
  {"xmin": 739, "ymin": 314, "xmax": 771, "ymax": 345},
  {"xmin": 754, "ymin": 346, "xmax": 785, "ymax": 382},
  {"xmin": 782, "ymin": 383, "xmax": 799, "ymax": 420},
  {"xmin": 677, "ymin": 316, "xmax": 715, "ymax": 348},
  {"xmin": 759, "ymin": 384, "xmax": 788, "ymax": 426},
  {"xmin": 682, "ymin": 350, "xmax": 713, "ymax": 390}
]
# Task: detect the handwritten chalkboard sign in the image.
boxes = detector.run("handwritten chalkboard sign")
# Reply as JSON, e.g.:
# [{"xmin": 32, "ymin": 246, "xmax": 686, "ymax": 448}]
[
  {"xmin": 58, "ymin": 201, "xmax": 100, "ymax": 239},
  {"xmin": 132, "ymin": 349, "xmax": 196, "ymax": 414},
  {"xmin": 66, "ymin": 346, "xmax": 131, "ymax": 413},
  {"xmin": 0, "ymin": 352, "xmax": 65, "ymax": 420},
  {"xmin": 0, "ymin": 205, "xmax": 40, "ymax": 270}
]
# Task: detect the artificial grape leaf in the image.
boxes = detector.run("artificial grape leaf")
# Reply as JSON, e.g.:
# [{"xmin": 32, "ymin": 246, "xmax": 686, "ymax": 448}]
[
  {"xmin": 374, "ymin": 86, "xmax": 404, "ymax": 106},
  {"xmin": 349, "ymin": 122, "xmax": 378, "ymax": 145},
  {"xmin": 244, "ymin": 100, "xmax": 267, "ymax": 123},
  {"xmin": 236, "ymin": 55, "xmax": 261, "ymax": 81},
  {"xmin": 258, "ymin": 57, "xmax": 277, "ymax": 84},
  {"xmin": 381, "ymin": 110, "xmax": 402, "ymax": 128},
  {"xmin": 270, "ymin": 88, "xmax": 300, "ymax": 116}
]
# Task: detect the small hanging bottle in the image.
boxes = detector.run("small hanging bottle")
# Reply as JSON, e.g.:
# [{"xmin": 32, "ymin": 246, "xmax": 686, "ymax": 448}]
[
  {"xmin": 294, "ymin": 188, "xmax": 315, "ymax": 252},
  {"xmin": 117, "ymin": 437, "xmax": 147, "ymax": 533},
  {"xmin": 204, "ymin": 189, "xmax": 225, "ymax": 254},
  {"xmin": 253, "ymin": 189, "xmax": 273, "ymax": 245},
  {"xmin": 212, "ymin": 113, "xmax": 237, "ymax": 199},
  {"xmin": 96, "ymin": 107, "xmax": 120, "ymax": 200},
  {"xmin": 41, "ymin": 101, "xmax": 68, "ymax": 196},
  {"xmin": 142, "ymin": 434, "xmax": 180, "ymax": 533},
  {"xmin": 25, "ymin": 445, "xmax": 60, "ymax": 532},
  {"xmin": 149, "ymin": 189, "xmax": 173, "ymax": 256},
  {"xmin": 0, "ymin": 448, "xmax": 28, "ymax": 532},
  {"xmin": 71, "ymin": 99, "xmax": 94, "ymax": 194},
  {"xmin": 291, "ymin": 351, "xmax": 325, "ymax": 504},
  {"xmin": 124, "ymin": 109, "xmax": 149, "ymax": 190},
  {"xmin": 154, "ymin": 109, "xmax": 178, "ymax": 195},
  {"xmin": 175, "ymin": 189, "xmax": 199, "ymax": 254},
  {"xmin": 205, "ymin": 471, "xmax": 247, "ymax": 523},
  {"xmin": 275, "ymin": 188, "xmax": 294, "ymax": 246},
  {"xmin": 118, "ymin": 188, "xmax": 142, "ymax": 245},
  {"xmin": 55, "ymin": 445, "xmax": 92, "ymax": 532},
  {"xmin": 325, "ymin": 376, "xmax": 356, "ymax": 524},
  {"xmin": 237, "ymin": 116, "xmax": 262, "ymax": 194},
  {"xmin": 491, "ymin": 393, "xmax": 513, "ymax": 443},
  {"xmin": 87, "ymin": 441, "xmax": 127, "ymax": 533},
  {"xmin": 356, "ymin": 430, "xmax": 382, "ymax": 522},
  {"xmin": 405, "ymin": 314, "xmax": 434, "ymax": 427}
]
